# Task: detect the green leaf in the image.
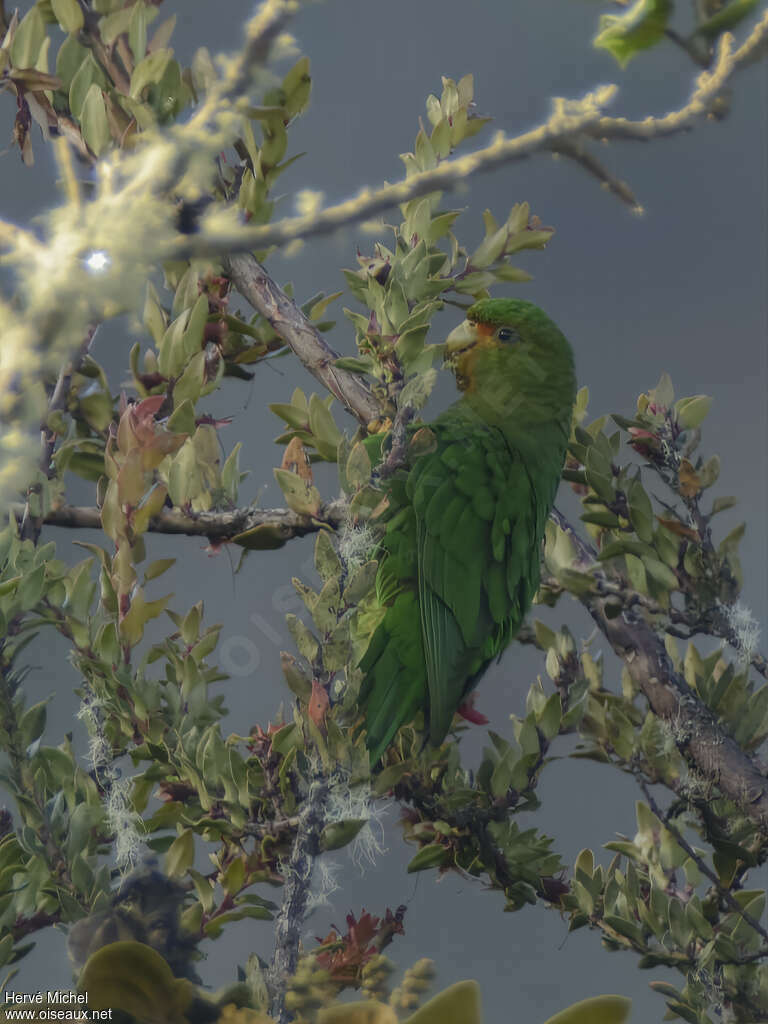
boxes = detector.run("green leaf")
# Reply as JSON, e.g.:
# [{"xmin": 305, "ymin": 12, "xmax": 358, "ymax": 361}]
[
  {"xmin": 165, "ymin": 830, "xmax": 194, "ymax": 877},
  {"xmin": 580, "ymin": 510, "xmax": 620, "ymax": 529},
  {"xmin": 319, "ymin": 819, "xmax": 367, "ymax": 852},
  {"xmin": 345, "ymin": 442, "xmax": 372, "ymax": 492},
  {"xmin": 407, "ymin": 844, "xmax": 449, "ymax": 873},
  {"xmin": 696, "ymin": 0, "xmax": 759, "ymax": 39},
  {"xmin": 129, "ymin": 0, "xmax": 153, "ymax": 63},
  {"xmin": 203, "ymin": 906, "xmax": 272, "ymax": 937},
  {"xmin": 232, "ymin": 523, "xmax": 290, "ymax": 550},
  {"xmin": 470, "ymin": 225, "xmax": 509, "ymax": 269},
  {"xmin": 308, "ymin": 394, "xmax": 342, "ymax": 458},
  {"xmin": 674, "ymin": 395, "xmax": 712, "ymax": 430},
  {"xmin": 311, "ymin": 576, "xmax": 341, "ymax": 633},
  {"xmin": 10, "ymin": 7, "xmax": 46, "ymax": 68},
  {"xmin": 147, "ymin": 15, "xmax": 176, "ymax": 53},
  {"xmin": 80, "ymin": 83, "xmax": 110, "ymax": 156},
  {"xmin": 286, "ymin": 614, "xmax": 319, "ymax": 664},
  {"xmin": 343, "ymin": 561, "xmax": 378, "ymax": 605},
  {"xmin": 220, "ymin": 857, "xmax": 245, "ymax": 896},
  {"xmin": 594, "ymin": 0, "xmax": 672, "ymax": 67},
  {"xmin": 624, "ymin": 552, "xmax": 647, "ymax": 595},
  {"xmin": 627, "ymin": 475, "xmax": 654, "ymax": 542},
  {"xmin": 270, "ymin": 402, "xmax": 311, "ymax": 430},
  {"xmin": 172, "ymin": 350, "xmax": 206, "ymax": 408},
  {"xmin": 144, "ymin": 558, "xmax": 175, "ymax": 583},
  {"xmin": 541, "ymin": 995, "xmax": 632, "ymax": 1024},
  {"xmin": 167, "ymin": 399, "xmax": 195, "ymax": 437},
  {"xmin": 19, "ymin": 701, "xmax": 47, "ymax": 748},
  {"xmin": 273, "ymin": 469, "xmax": 322, "ymax": 517},
  {"xmin": 69, "ymin": 52, "xmax": 105, "ymax": 119},
  {"xmin": 130, "ymin": 49, "xmax": 172, "ymax": 99},
  {"xmin": 333, "ymin": 356, "xmax": 375, "ymax": 374},
  {"xmin": 537, "ymin": 693, "xmax": 562, "ymax": 740},
  {"xmin": 400, "ymin": 368, "xmax": 437, "ymax": 410},
  {"xmin": 78, "ymin": 941, "xmax": 192, "ymax": 1023},
  {"xmin": 19, "ymin": 565, "xmax": 45, "ymax": 610},
  {"xmin": 711, "ymin": 495, "xmax": 737, "ymax": 515},
  {"xmin": 51, "ymin": 0, "xmax": 84, "ymax": 33},
  {"xmin": 281, "ymin": 652, "xmax": 313, "ymax": 700},
  {"xmin": 56, "ymin": 35, "xmax": 90, "ymax": 92},
  {"xmin": 405, "ymin": 981, "xmax": 482, "ymax": 1024},
  {"xmin": 99, "ymin": 8, "xmax": 134, "ymax": 44}
]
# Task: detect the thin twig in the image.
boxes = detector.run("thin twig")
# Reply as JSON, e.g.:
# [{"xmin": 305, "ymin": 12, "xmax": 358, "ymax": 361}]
[
  {"xmin": 20, "ymin": 325, "xmax": 98, "ymax": 544},
  {"xmin": 550, "ymin": 138, "xmax": 640, "ymax": 211},
  {"xmin": 174, "ymin": 15, "xmax": 768, "ymax": 259},
  {"xmin": 75, "ymin": 1, "xmax": 132, "ymax": 94},
  {"xmin": 640, "ymin": 780, "xmax": 768, "ymax": 946}
]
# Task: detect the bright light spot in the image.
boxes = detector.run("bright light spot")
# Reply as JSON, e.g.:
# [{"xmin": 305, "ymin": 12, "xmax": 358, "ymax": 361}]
[{"xmin": 85, "ymin": 250, "xmax": 110, "ymax": 272}]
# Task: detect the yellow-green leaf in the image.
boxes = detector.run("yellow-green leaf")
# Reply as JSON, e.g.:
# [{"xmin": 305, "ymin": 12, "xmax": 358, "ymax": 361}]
[
  {"xmin": 318, "ymin": 1002, "xmax": 397, "ymax": 1024},
  {"xmin": 406, "ymin": 844, "xmax": 449, "ymax": 873},
  {"xmin": 78, "ymin": 941, "xmax": 192, "ymax": 1024},
  {"xmin": 10, "ymin": 8, "xmax": 46, "ymax": 68},
  {"xmin": 165, "ymin": 829, "xmax": 194, "ymax": 877},
  {"xmin": 407, "ymin": 981, "xmax": 482, "ymax": 1024},
  {"xmin": 80, "ymin": 83, "xmax": 110, "ymax": 156},
  {"xmin": 130, "ymin": 48, "xmax": 172, "ymax": 99},
  {"xmin": 541, "ymin": 994, "xmax": 632, "ymax": 1024},
  {"xmin": 51, "ymin": 0, "xmax": 84, "ymax": 33},
  {"xmin": 594, "ymin": 0, "xmax": 672, "ymax": 67}
]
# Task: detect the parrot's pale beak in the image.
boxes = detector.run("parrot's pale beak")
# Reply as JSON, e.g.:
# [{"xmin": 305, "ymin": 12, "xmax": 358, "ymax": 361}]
[{"xmin": 443, "ymin": 320, "xmax": 476, "ymax": 360}]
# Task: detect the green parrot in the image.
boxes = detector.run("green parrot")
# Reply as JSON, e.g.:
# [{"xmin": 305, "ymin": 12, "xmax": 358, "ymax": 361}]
[{"xmin": 358, "ymin": 298, "xmax": 576, "ymax": 764}]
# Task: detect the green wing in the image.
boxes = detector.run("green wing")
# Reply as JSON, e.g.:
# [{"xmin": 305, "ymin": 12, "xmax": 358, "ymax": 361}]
[
  {"xmin": 407, "ymin": 419, "xmax": 542, "ymax": 745},
  {"xmin": 360, "ymin": 409, "xmax": 549, "ymax": 761}
]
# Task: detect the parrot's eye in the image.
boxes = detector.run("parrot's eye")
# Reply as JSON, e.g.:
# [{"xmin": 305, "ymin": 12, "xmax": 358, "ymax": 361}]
[{"xmin": 497, "ymin": 327, "xmax": 516, "ymax": 342}]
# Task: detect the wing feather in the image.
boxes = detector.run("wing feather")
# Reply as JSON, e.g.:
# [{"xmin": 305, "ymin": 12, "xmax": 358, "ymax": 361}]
[{"xmin": 360, "ymin": 408, "xmax": 548, "ymax": 759}]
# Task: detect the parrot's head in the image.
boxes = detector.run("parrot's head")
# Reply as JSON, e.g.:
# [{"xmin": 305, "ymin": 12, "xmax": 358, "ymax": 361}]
[{"xmin": 444, "ymin": 298, "xmax": 576, "ymax": 426}]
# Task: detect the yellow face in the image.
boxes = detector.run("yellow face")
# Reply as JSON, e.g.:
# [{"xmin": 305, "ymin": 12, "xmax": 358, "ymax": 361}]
[{"xmin": 444, "ymin": 319, "xmax": 515, "ymax": 392}]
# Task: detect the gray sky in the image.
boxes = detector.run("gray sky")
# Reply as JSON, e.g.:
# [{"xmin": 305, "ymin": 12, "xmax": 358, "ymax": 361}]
[{"xmin": 2, "ymin": 1, "xmax": 767, "ymax": 1021}]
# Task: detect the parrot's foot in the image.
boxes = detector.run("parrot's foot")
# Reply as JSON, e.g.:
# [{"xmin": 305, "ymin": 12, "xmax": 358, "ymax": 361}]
[{"xmin": 456, "ymin": 695, "xmax": 489, "ymax": 725}]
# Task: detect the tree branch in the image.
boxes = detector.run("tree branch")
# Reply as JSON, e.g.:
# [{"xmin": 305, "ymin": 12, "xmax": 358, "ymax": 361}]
[
  {"xmin": 175, "ymin": 14, "xmax": 768, "ymax": 259},
  {"xmin": 223, "ymin": 252, "xmax": 381, "ymax": 426},
  {"xmin": 267, "ymin": 767, "xmax": 329, "ymax": 1024},
  {"xmin": 549, "ymin": 508, "xmax": 768, "ymax": 831},
  {"xmin": 20, "ymin": 325, "xmax": 98, "ymax": 544},
  {"xmin": 639, "ymin": 780, "xmax": 768, "ymax": 947},
  {"xmin": 15, "ymin": 500, "xmax": 347, "ymax": 543},
  {"xmin": 590, "ymin": 581, "xmax": 768, "ymax": 831},
  {"xmin": 185, "ymin": 0, "xmax": 299, "ymax": 139}
]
